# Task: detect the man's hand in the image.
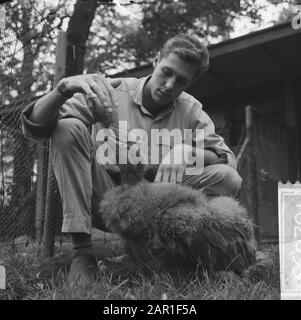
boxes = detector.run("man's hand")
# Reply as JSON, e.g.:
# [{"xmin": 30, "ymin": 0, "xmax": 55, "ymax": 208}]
[
  {"xmin": 154, "ymin": 143, "xmax": 196, "ymax": 184},
  {"xmin": 154, "ymin": 163, "xmax": 186, "ymax": 184},
  {"xmin": 56, "ymin": 74, "xmax": 121, "ymax": 125}
]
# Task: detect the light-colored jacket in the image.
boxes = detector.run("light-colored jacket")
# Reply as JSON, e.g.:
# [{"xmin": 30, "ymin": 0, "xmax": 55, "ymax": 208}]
[{"xmin": 21, "ymin": 75, "xmax": 237, "ymax": 170}]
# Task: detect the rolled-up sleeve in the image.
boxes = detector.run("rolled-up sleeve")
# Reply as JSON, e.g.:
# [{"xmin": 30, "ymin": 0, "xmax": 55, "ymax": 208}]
[
  {"xmin": 21, "ymin": 101, "xmax": 58, "ymax": 140},
  {"xmin": 191, "ymin": 106, "xmax": 237, "ymax": 169},
  {"xmin": 21, "ymin": 93, "xmax": 96, "ymax": 141}
]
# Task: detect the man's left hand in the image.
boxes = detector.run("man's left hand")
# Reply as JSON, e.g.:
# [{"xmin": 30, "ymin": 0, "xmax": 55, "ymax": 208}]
[
  {"xmin": 154, "ymin": 143, "xmax": 195, "ymax": 184},
  {"xmin": 154, "ymin": 163, "xmax": 186, "ymax": 184}
]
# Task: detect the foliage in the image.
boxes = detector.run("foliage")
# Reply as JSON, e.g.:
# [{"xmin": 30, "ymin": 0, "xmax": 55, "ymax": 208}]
[
  {"xmin": 1, "ymin": 0, "xmax": 297, "ymax": 93},
  {"xmin": 0, "ymin": 0, "xmax": 73, "ymax": 101},
  {"xmin": 270, "ymin": 0, "xmax": 301, "ymax": 24},
  {"xmin": 84, "ymin": 0, "xmax": 262, "ymax": 74},
  {"xmin": 0, "ymin": 0, "xmax": 72, "ymax": 237}
]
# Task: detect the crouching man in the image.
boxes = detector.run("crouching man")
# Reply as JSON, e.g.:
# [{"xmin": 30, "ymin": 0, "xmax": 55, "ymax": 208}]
[{"xmin": 21, "ymin": 33, "xmax": 242, "ymax": 284}]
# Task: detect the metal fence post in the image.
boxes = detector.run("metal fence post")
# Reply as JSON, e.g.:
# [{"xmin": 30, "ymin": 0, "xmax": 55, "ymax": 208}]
[{"xmin": 245, "ymin": 106, "xmax": 260, "ymax": 242}]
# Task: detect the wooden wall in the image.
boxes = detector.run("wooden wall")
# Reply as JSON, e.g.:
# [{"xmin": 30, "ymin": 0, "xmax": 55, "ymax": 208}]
[{"xmin": 189, "ymin": 76, "xmax": 299, "ymax": 242}]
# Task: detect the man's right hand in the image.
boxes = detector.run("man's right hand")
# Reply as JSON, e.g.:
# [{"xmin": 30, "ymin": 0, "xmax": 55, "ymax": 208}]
[{"xmin": 56, "ymin": 74, "xmax": 121, "ymax": 126}]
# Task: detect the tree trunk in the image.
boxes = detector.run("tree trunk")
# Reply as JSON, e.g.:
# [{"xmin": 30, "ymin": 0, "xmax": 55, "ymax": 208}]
[
  {"xmin": 43, "ymin": 1, "xmax": 98, "ymax": 255},
  {"xmin": 66, "ymin": 0, "xmax": 98, "ymax": 76}
]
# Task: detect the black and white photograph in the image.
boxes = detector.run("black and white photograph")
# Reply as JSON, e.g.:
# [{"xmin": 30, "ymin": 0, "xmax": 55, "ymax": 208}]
[{"xmin": 0, "ymin": 0, "xmax": 301, "ymax": 303}]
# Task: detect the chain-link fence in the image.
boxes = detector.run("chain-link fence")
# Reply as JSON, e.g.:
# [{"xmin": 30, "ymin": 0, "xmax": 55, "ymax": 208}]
[
  {"xmin": 0, "ymin": 1, "xmax": 56, "ymax": 248},
  {"xmin": 0, "ymin": 1, "xmax": 121, "ymax": 255},
  {"xmin": 0, "ymin": 1, "xmax": 298, "ymax": 255},
  {"xmin": 252, "ymin": 107, "xmax": 293, "ymax": 241},
  {"xmin": 237, "ymin": 106, "xmax": 294, "ymax": 243}
]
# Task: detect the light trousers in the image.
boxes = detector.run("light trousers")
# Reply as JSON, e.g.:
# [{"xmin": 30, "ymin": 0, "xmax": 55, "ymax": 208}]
[{"xmin": 51, "ymin": 118, "xmax": 242, "ymax": 234}]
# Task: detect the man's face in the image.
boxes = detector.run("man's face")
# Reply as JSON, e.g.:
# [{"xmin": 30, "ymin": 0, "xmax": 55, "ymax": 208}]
[{"xmin": 148, "ymin": 52, "xmax": 197, "ymax": 106}]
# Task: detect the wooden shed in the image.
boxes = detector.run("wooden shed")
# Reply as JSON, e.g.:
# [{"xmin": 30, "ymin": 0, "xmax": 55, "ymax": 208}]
[{"xmin": 113, "ymin": 22, "xmax": 301, "ymax": 242}]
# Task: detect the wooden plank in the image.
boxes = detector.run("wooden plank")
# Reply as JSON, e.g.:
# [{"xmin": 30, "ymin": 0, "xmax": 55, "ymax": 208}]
[
  {"xmin": 43, "ymin": 31, "xmax": 67, "ymax": 257},
  {"xmin": 34, "ymin": 142, "xmax": 47, "ymax": 240},
  {"xmin": 245, "ymin": 106, "xmax": 260, "ymax": 241},
  {"xmin": 54, "ymin": 31, "xmax": 67, "ymax": 84},
  {"xmin": 258, "ymin": 44, "xmax": 291, "ymax": 75},
  {"xmin": 210, "ymin": 22, "xmax": 301, "ymax": 58},
  {"xmin": 236, "ymin": 137, "xmax": 249, "ymax": 172},
  {"xmin": 283, "ymin": 74, "xmax": 300, "ymax": 180}
]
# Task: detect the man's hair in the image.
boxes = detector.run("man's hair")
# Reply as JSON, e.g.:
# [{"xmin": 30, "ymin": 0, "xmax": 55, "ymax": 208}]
[{"xmin": 159, "ymin": 33, "xmax": 209, "ymax": 80}]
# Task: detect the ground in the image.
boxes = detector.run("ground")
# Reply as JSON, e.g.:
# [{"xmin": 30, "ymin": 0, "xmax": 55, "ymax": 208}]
[{"xmin": 0, "ymin": 229, "xmax": 280, "ymax": 300}]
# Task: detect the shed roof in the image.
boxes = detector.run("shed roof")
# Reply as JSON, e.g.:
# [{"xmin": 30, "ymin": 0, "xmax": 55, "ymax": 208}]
[{"xmin": 113, "ymin": 22, "xmax": 301, "ymax": 96}]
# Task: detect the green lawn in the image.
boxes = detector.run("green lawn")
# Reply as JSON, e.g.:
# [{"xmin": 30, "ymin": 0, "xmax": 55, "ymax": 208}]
[{"xmin": 0, "ymin": 233, "xmax": 280, "ymax": 300}]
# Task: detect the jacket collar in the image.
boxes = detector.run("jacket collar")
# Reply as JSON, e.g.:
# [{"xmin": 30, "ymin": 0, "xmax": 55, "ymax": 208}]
[{"xmin": 131, "ymin": 75, "xmax": 176, "ymax": 119}]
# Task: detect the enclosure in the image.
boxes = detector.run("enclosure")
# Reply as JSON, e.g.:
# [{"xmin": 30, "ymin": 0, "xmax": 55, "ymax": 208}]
[
  {"xmin": 0, "ymin": 0, "xmax": 300, "ymax": 301},
  {"xmin": 114, "ymin": 21, "xmax": 301, "ymax": 242}
]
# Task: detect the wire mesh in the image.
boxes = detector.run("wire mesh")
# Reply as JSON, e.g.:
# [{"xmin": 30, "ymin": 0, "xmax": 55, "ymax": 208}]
[
  {"xmin": 0, "ymin": 1, "xmax": 297, "ymax": 253},
  {"xmin": 0, "ymin": 1, "xmax": 59, "ymax": 250},
  {"xmin": 252, "ymin": 108, "xmax": 292, "ymax": 241}
]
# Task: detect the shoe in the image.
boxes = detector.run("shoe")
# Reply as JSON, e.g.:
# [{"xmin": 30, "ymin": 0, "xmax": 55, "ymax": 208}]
[{"xmin": 67, "ymin": 249, "xmax": 99, "ymax": 286}]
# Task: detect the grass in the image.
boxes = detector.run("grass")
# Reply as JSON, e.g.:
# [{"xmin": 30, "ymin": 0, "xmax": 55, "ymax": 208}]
[{"xmin": 0, "ymin": 236, "xmax": 280, "ymax": 300}]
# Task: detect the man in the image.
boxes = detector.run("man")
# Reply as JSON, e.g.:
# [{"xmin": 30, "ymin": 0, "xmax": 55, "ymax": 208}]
[{"xmin": 21, "ymin": 33, "xmax": 242, "ymax": 284}]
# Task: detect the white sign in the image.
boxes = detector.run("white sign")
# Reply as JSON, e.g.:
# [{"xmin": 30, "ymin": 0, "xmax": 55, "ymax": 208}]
[
  {"xmin": 0, "ymin": 265, "xmax": 6, "ymax": 290},
  {"xmin": 278, "ymin": 182, "xmax": 301, "ymax": 299}
]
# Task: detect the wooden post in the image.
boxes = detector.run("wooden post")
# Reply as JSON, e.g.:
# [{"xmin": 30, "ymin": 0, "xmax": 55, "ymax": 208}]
[
  {"xmin": 236, "ymin": 137, "xmax": 249, "ymax": 172},
  {"xmin": 245, "ymin": 106, "xmax": 260, "ymax": 242},
  {"xmin": 54, "ymin": 31, "xmax": 68, "ymax": 85},
  {"xmin": 283, "ymin": 74, "xmax": 300, "ymax": 181},
  {"xmin": 43, "ymin": 31, "xmax": 67, "ymax": 257},
  {"xmin": 34, "ymin": 142, "xmax": 48, "ymax": 240}
]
